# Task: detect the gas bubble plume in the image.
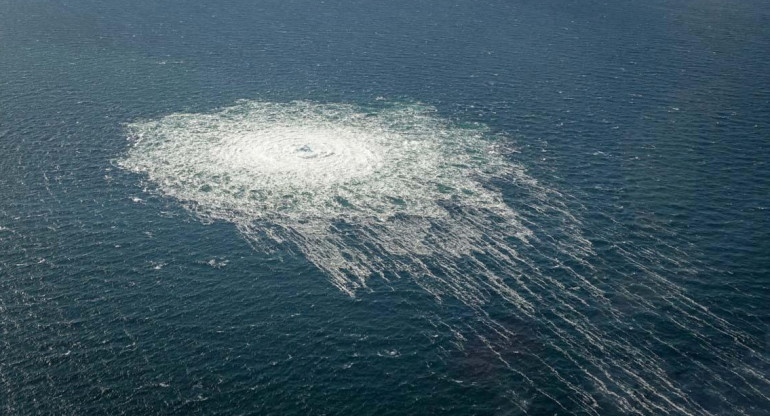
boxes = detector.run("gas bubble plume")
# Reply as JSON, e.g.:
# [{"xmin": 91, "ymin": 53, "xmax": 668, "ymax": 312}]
[{"xmin": 119, "ymin": 100, "xmax": 769, "ymax": 415}]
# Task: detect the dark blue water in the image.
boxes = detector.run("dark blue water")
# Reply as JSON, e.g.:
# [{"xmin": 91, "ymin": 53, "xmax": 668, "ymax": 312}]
[{"xmin": 1, "ymin": 1, "xmax": 769, "ymax": 414}]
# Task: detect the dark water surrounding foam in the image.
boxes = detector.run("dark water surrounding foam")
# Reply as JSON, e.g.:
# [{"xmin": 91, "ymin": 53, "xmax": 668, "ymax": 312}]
[{"xmin": 1, "ymin": 0, "xmax": 769, "ymax": 414}]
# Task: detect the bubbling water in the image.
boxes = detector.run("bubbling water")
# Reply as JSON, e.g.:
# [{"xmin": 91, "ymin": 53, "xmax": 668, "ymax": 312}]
[
  {"xmin": 122, "ymin": 101, "xmax": 514, "ymax": 224},
  {"xmin": 119, "ymin": 101, "xmax": 535, "ymax": 295},
  {"xmin": 119, "ymin": 100, "xmax": 769, "ymax": 415}
]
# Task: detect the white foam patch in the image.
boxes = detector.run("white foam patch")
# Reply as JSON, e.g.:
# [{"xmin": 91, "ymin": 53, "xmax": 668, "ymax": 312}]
[
  {"xmin": 119, "ymin": 100, "xmax": 533, "ymax": 297},
  {"xmin": 118, "ymin": 100, "xmax": 769, "ymax": 415},
  {"xmin": 123, "ymin": 101, "xmax": 514, "ymax": 222}
]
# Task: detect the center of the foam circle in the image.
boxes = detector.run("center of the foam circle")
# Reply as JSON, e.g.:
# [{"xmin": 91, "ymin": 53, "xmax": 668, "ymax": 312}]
[{"xmin": 295, "ymin": 144, "xmax": 318, "ymax": 159}]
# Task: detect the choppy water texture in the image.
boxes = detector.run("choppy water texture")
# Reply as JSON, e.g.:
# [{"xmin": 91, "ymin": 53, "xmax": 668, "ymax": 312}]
[{"xmin": 1, "ymin": 0, "xmax": 769, "ymax": 415}]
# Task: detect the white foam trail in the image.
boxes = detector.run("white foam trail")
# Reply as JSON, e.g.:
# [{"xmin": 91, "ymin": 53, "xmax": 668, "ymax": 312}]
[{"xmin": 118, "ymin": 100, "xmax": 769, "ymax": 415}]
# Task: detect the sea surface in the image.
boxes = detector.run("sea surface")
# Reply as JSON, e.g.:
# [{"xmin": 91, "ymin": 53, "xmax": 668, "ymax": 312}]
[{"xmin": 1, "ymin": 1, "xmax": 769, "ymax": 415}]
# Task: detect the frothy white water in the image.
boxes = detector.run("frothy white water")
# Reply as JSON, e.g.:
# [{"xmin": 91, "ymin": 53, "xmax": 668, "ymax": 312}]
[
  {"xmin": 120, "ymin": 101, "xmax": 531, "ymax": 295},
  {"xmin": 119, "ymin": 100, "xmax": 769, "ymax": 415}
]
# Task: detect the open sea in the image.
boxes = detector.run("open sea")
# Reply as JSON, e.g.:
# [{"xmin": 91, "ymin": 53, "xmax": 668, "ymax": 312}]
[{"xmin": 1, "ymin": 1, "xmax": 769, "ymax": 414}]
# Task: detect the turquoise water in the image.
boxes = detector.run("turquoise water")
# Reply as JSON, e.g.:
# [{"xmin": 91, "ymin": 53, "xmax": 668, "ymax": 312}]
[{"xmin": 1, "ymin": 1, "xmax": 769, "ymax": 414}]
